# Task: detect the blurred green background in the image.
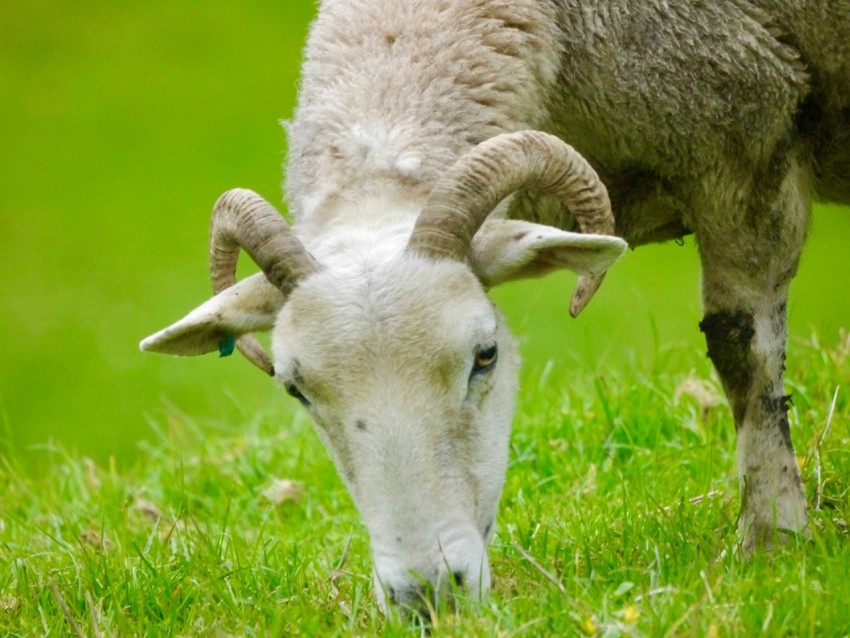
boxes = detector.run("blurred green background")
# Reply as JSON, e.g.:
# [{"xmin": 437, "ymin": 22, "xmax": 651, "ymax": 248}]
[{"xmin": 1, "ymin": 1, "xmax": 848, "ymax": 469}]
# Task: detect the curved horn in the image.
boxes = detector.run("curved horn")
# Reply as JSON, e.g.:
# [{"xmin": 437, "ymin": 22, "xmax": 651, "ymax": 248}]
[
  {"xmin": 210, "ymin": 188, "xmax": 319, "ymax": 375},
  {"xmin": 406, "ymin": 131, "xmax": 616, "ymax": 316}
]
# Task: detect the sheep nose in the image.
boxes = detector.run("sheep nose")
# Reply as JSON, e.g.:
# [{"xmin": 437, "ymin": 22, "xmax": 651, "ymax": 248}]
[
  {"xmin": 376, "ymin": 565, "xmax": 479, "ymax": 618},
  {"xmin": 383, "ymin": 575, "xmax": 467, "ymax": 621},
  {"xmin": 372, "ymin": 529, "xmax": 490, "ymax": 615},
  {"xmin": 385, "ymin": 570, "xmax": 465, "ymax": 602}
]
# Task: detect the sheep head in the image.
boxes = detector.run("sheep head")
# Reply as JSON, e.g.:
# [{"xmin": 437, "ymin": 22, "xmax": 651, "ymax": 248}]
[{"xmin": 140, "ymin": 131, "xmax": 626, "ymax": 617}]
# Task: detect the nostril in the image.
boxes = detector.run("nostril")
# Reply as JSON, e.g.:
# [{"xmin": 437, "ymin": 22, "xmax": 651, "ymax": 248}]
[{"xmin": 451, "ymin": 571, "xmax": 465, "ymax": 590}]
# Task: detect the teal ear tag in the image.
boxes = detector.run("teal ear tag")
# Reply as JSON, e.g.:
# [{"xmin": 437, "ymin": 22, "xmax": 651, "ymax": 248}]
[{"xmin": 218, "ymin": 333, "xmax": 236, "ymax": 357}]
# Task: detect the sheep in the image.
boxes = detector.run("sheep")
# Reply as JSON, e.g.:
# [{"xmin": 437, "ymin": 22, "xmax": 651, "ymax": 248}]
[{"xmin": 141, "ymin": 0, "xmax": 850, "ymax": 616}]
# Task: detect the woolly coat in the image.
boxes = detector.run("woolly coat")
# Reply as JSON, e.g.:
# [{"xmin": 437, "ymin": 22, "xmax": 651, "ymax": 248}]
[{"xmin": 285, "ymin": 0, "xmax": 850, "ymax": 247}]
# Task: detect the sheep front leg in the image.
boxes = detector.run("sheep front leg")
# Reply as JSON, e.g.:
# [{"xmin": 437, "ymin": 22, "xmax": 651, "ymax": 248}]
[
  {"xmin": 699, "ymin": 292, "xmax": 808, "ymax": 550},
  {"xmin": 695, "ymin": 159, "xmax": 811, "ymax": 550}
]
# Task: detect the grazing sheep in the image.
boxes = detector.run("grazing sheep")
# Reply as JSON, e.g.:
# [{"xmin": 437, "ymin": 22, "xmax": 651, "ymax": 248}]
[{"xmin": 141, "ymin": 0, "xmax": 850, "ymax": 616}]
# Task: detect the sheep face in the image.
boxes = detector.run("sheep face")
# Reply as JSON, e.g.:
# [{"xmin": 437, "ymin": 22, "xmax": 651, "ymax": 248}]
[
  {"xmin": 139, "ymin": 140, "xmax": 626, "ymax": 614},
  {"xmin": 271, "ymin": 256, "xmax": 518, "ymax": 612}
]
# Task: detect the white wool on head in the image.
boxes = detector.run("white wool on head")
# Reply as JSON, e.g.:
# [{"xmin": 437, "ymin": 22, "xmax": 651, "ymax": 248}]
[{"xmin": 283, "ymin": 0, "xmax": 561, "ymax": 221}]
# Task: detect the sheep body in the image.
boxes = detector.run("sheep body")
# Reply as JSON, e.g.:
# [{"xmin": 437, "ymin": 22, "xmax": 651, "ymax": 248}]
[{"xmin": 287, "ymin": 1, "xmax": 850, "ymax": 246}]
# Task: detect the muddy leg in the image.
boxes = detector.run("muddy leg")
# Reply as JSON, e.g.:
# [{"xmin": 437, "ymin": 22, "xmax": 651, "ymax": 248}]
[
  {"xmin": 699, "ymin": 297, "xmax": 808, "ymax": 549},
  {"xmin": 696, "ymin": 157, "xmax": 811, "ymax": 550}
]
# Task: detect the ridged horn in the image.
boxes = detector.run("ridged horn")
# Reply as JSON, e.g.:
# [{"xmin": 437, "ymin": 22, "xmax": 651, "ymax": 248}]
[
  {"xmin": 406, "ymin": 131, "xmax": 616, "ymax": 316},
  {"xmin": 210, "ymin": 188, "xmax": 319, "ymax": 375}
]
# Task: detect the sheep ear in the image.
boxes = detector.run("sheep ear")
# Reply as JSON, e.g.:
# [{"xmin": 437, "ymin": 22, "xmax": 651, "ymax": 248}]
[
  {"xmin": 469, "ymin": 219, "xmax": 627, "ymax": 287},
  {"xmin": 140, "ymin": 273, "xmax": 285, "ymax": 356}
]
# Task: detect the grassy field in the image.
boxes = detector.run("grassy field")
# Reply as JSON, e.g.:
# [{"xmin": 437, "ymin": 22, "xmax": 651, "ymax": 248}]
[
  {"xmin": 2, "ymin": 1, "xmax": 850, "ymax": 635},
  {"xmin": 2, "ymin": 335, "xmax": 848, "ymax": 635}
]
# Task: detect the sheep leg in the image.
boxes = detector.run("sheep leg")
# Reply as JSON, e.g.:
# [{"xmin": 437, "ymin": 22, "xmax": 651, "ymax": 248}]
[
  {"xmin": 699, "ymin": 295, "xmax": 808, "ymax": 550},
  {"xmin": 695, "ymin": 156, "xmax": 811, "ymax": 550}
]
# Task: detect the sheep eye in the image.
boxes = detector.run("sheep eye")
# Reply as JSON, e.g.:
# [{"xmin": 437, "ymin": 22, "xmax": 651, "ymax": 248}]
[
  {"xmin": 285, "ymin": 383, "xmax": 310, "ymax": 407},
  {"xmin": 472, "ymin": 344, "xmax": 498, "ymax": 375}
]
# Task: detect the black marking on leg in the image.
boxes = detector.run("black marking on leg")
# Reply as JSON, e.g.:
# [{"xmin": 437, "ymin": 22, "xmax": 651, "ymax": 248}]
[
  {"xmin": 356, "ymin": 420, "xmax": 368, "ymax": 431},
  {"xmin": 699, "ymin": 311, "xmax": 755, "ymax": 423},
  {"xmin": 762, "ymin": 393, "xmax": 795, "ymax": 451},
  {"xmin": 776, "ymin": 410, "xmax": 794, "ymax": 453}
]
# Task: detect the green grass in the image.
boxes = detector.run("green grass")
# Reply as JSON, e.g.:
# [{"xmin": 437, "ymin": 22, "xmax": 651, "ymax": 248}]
[{"xmin": 2, "ymin": 334, "xmax": 848, "ymax": 636}]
